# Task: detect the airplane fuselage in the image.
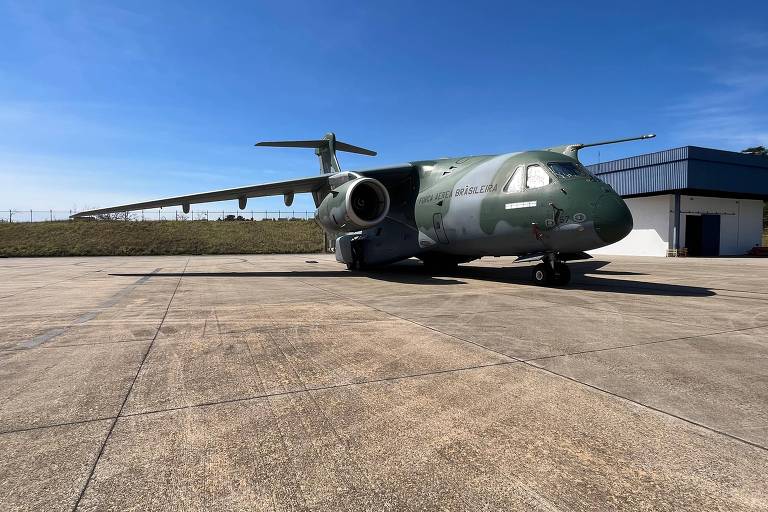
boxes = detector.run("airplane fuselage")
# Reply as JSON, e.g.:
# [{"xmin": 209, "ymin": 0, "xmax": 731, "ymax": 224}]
[
  {"xmin": 73, "ymin": 131, "xmax": 644, "ymax": 285},
  {"xmin": 340, "ymin": 150, "xmax": 633, "ymax": 268}
]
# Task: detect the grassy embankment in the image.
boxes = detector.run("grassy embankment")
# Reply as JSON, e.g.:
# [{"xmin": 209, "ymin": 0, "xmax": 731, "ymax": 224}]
[{"xmin": 0, "ymin": 220, "xmax": 325, "ymax": 257}]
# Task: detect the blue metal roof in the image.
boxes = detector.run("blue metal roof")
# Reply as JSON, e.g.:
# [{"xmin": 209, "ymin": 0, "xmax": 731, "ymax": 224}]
[{"xmin": 586, "ymin": 146, "xmax": 768, "ymax": 199}]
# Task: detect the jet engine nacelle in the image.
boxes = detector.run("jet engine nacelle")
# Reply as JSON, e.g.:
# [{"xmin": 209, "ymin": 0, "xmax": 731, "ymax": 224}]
[{"xmin": 316, "ymin": 177, "xmax": 390, "ymax": 232}]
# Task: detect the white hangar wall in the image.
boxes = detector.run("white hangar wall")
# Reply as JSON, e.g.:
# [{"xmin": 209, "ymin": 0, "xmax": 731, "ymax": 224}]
[
  {"xmin": 589, "ymin": 194, "xmax": 764, "ymax": 257},
  {"xmin": 589, "ymin": 195, "xmax": 672, "ymax": 257}
]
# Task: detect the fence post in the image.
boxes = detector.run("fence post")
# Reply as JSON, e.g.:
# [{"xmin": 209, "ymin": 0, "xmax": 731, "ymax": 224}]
[
  {"xmin": 30, "ymin": 210, "xmax": 32, "ymax": 222},
  {"xmin": 8, "ymin": 210, "xmax": 11, "ymax": 222}
]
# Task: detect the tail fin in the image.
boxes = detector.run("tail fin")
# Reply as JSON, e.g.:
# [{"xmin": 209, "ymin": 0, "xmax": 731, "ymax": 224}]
[
  {"xmin": 547, "ymin": 134, "xmax": 655, "ymax": 160},
  {"xmin": 255, "ymin": 132, "xmax": 377, "ymax": 174}
]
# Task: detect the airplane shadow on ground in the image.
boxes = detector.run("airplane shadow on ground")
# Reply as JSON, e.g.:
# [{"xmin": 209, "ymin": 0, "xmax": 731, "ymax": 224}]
[{"xmin": 111, "ymin": 259, "xmax": 715, "ymax": 297}]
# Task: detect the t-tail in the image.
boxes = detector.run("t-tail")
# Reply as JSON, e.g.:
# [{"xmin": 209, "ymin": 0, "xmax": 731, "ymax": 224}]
[
  {"xmin": 547, "ymin": 133, "xmax": 655, "ymax": 160},
  {"xmin": 255, "ymin": 132, "xmax": 377, "ymax": 174}
]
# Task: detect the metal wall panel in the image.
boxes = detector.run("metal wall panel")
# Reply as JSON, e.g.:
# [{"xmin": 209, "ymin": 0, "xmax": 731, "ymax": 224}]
[{"xmin": 586, "ymin": 146, "xmax": 768, "ymax": 198}]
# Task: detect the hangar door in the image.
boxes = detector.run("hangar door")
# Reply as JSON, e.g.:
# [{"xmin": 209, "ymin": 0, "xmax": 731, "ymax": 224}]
[{"xmin": 685, "ymin": 214, "xmax": 720, "ymax": 256}]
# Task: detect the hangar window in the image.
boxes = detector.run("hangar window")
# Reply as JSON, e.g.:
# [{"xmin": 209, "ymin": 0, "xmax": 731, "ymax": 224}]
[
  {"xmin": 526, "ymin": 165, "xmax": 550, "ymax": 189},
  {"xmin": 504, "ymin": 166, "xmax": 524, "ymax": 193}
]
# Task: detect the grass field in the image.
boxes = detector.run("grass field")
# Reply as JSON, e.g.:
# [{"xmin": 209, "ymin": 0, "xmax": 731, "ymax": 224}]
[{"xmin": 0, "ymin": 220, "xmax": 325, "ymax": 257}]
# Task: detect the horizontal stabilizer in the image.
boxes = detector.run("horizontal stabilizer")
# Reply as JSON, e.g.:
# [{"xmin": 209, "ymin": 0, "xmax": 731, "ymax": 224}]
[
  {"xmin": 255, "ymin": 132, "xmax": 376, "ymax": 174},
  {"xmin": 256, "ymin": 139, "xmax": 376, "ymax": 156}
]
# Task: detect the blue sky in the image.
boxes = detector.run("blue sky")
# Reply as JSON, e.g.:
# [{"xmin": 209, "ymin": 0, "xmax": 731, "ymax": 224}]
[{"xmin": 1, "ymin": 0, "xmax": 766, "ymax": 213}]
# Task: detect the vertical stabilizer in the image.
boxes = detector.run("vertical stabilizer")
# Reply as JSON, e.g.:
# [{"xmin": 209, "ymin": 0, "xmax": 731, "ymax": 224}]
[{"xmin": 316, "ymin": 133, "xmax": 341, "ymax": 174}]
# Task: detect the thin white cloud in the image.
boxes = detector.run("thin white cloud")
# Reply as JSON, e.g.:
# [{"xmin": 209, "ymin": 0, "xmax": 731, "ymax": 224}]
[{"xmin": 664, "ymin": 32, "xmax": 768, "ymax": 150}]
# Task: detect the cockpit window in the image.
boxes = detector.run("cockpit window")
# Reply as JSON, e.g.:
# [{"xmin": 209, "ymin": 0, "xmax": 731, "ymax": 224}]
[
  {"xmin": 548, "ymin": 161, "xmax": 592, "ymax": 179},
  {"xmin": 504, "ymin": 165, "xmax": 524, "ymax": 193},
  {"xmin": 526, "ymin": 165, "xmax": 550, "ymax": 189}
]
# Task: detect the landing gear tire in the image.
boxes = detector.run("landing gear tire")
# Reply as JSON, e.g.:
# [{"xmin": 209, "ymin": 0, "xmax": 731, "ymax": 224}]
[
  {"xmin": 532, "ymin": 263, "xmax": 552, "ymax": 285},
  {"xmin": 346, "ymin": 258, "xmax": 368, "ymax": 271},
  {"xmin": 346, "ymin": 241, "xmax": 363, "ymax": 271},
  {"xmin": 421, "ymin": 258, "xmax": 458, "ymax": 273},
  {"xmin": 552, "ymin": 262, "xmax": 571, "ymax": 286},
  {"xmin": 532, "ymin": 262, "xmax": 571, "ymax": 286}
]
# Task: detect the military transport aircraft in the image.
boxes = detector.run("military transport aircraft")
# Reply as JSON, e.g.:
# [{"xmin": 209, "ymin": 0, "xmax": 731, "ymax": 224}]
[{"xmin": 73, "ymin": 132, "xmax": 654, "ymax": 285}]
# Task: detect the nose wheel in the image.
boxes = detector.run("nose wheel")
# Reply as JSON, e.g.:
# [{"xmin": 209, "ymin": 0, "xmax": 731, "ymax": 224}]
[{"xmin": 532, "ymin": 261, "xmax": 571, "ymax": 286}]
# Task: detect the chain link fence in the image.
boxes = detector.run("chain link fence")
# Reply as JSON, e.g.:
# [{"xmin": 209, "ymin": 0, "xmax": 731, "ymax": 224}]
[{"xmin": 1, "ymin": 209, "xmax": 314, "ymax": 223}]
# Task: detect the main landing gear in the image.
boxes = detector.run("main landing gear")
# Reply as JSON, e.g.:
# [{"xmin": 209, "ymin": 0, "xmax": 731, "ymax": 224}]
[
  {"xmin": 345, "ymin": 238, "xmax": 367, "ymax": 271},
  {"xmin": 532, "ymin": 255, "xmax": 571, "ymax": 286}
]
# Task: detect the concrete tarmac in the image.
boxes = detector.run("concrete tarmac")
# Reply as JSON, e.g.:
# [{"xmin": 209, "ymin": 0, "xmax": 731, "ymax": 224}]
[{"xmin": 1, "ymin": 254, "xmax": 767, "ymax": 511}]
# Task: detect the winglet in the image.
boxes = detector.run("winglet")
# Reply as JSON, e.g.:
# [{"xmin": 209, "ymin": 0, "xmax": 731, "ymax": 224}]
[
  {"xmin": 547, "ymin": 134, "xmax": 655, "ymax": 160},
  {"xmin": 256, "ymin": 132, "xmax": 376, "ymax": 174}
]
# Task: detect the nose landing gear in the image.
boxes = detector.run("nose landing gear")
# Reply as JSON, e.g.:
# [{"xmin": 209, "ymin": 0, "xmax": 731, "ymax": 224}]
[{"xmin": 532, "ymin": 255, "xmax": 571, "ymax": 286}]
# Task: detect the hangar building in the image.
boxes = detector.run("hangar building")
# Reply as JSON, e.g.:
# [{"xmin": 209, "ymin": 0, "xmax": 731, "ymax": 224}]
[{"xmin": 586, "ymin": 146, "xmax": 768, "ymax": 257}]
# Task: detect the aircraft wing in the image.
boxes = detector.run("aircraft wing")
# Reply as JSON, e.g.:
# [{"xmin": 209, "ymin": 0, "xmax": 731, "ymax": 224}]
[
  {"xmin": 71, "ymin": 163, "xmax": 418, "ymax": 218},
  {"xmin": 70, "ymin": 175, "xmax": 329, "ymax": 218}
]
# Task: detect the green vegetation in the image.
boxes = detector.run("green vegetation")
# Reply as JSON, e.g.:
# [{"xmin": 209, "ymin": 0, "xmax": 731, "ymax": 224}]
[
  {"xmin": 742, "ymin": 145, "xmax": 767, "ymax": 156},
  {"xmin": 0, "ymin": 220, "xmax": 325, "ymax": 257}
]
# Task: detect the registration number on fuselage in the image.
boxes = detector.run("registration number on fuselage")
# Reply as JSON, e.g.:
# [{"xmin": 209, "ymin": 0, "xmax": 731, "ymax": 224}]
[{"xmin": 505, "ymin": 201, "xmax": 537, "ymax": 210}]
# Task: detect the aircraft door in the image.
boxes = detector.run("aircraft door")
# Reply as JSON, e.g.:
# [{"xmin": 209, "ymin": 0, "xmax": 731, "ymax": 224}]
[{"xmin": 433, "ymin": 213, "xmax": 449, "ymax": 244}]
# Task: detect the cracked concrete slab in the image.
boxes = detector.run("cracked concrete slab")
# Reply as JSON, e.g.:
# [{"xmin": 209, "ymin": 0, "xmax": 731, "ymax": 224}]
[
  {"xmin": 0, "ymin": 341, "xmax": 150, "ymax": 431},
  {"xmin": 0, "ymin": 420, "xmax": 111, "ymax": 512},
  {"xmin": 79, "ymin": 365, "xmax": 767, "ymax": 511},
  {"xmin": 1, "ymin": 254, "xmax": 767, "ymax": 511}
]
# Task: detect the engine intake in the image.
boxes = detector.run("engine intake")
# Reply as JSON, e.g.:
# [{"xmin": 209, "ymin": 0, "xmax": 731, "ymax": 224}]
[{"xmin": 316, "ymin": 177, "xmax": 390, "ymax": 232}]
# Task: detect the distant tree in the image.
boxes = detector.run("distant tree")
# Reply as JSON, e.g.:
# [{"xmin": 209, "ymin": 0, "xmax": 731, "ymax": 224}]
[
  {"xmin": 745, "ymin": 147, "xmax": 768, "ymax": 239},
  {"xmin": 742, "ymin": 145, "xmax": 767, "ymax": 156}
]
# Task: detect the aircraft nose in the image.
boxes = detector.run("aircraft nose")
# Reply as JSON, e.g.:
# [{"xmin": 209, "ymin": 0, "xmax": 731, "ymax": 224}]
[{"xmin": 593, "ymin": 194, "xmax": 633, "ymax": 244}]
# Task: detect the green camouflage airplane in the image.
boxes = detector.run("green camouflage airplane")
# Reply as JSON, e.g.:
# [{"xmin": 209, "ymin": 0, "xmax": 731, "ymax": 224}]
[{"xmin": 73, "ymin": 132, "xmax": 654, "ymax": 285}]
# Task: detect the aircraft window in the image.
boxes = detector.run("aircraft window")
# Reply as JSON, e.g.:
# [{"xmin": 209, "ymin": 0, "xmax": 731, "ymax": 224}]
[
  {"xmin": 548, "ymin": 161, "xmax": 590, "ymax": 179},
  {"xmin": 504, "ymin": 166, "xmax": 524, "ymax": 193},
  {"xmin": 526, "ymin": 165, "xmax": 550, "ymax": 189}
]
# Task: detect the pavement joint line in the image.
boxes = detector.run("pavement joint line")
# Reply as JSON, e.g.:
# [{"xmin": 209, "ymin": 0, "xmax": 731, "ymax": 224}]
[
  {"xmin": 295, "ymin": 280, "xmax": 518, "ymax": 362},
  {"xmin": 298, "ymin": 279, "xmax": 768, "ymax": 454},
  {"xmin": 522, "ymin": 361, "xmax": 768, "ymax": 453},
  {"xmin": 710, "ymin": 287, "xmax": 768, "ymax": 297},
  {"xmin": 0, "ymin": 258, "xmax": 137, "ymax": 301},
  {"xmin": 0, "ymin": 270, "xmax": 104, "ymax": 300},
  {"xmin": 522, "ymin": 321, "xmax": 768, "ymax": 364},
  {"xmin": 72, "ymin": 257, "xmax": 189, "ymax": 512},
  {"xmin": 528, "ymin": 298, "xmax": 760, "ymax": 331},
  {"xmin": 0, "ymin": 338, "xmax": 155, "ymax": 353},
  {"xmin": 0, "ymin": 415, "xmax": 116, "ymax": 437},
  {"xmin": 118, "ymin": 360, "xmax": 521, "ymax": 419}
]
